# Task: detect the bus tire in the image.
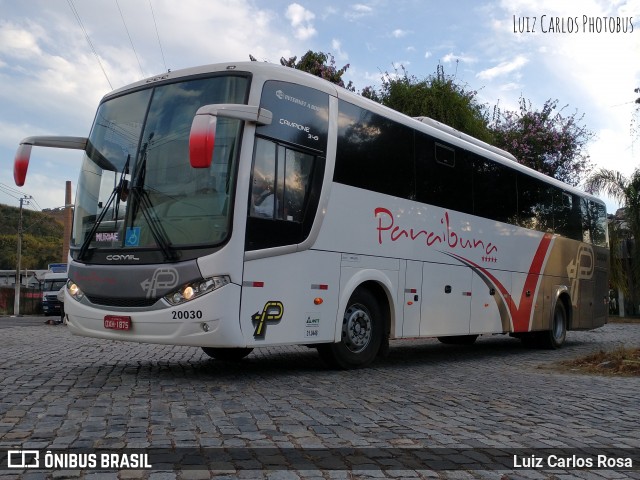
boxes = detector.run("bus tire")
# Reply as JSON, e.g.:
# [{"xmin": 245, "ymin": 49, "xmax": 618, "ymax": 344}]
[
  {"xmin": 201, "ymin": 347, "xmax": 253, "ymax": 361},
  {"xmin": 317, "ymin": 289, "xmax": 382, "ymax": 369},
  {"xmin": 538, "ymin": 301, "xmax": 567, "ymax": 349},
  {"xmin": 437, "ymin": 335, "xmax": 478, "ymax": 345}
]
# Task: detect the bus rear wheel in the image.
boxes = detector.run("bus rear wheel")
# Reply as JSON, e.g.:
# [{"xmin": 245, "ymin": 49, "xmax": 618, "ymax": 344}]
[
  {"xmin": 201, "ymin": 347, "xmax": 253, "ymax": 361},
  {"xmin": 538, "ymin": 302, "xmax": 567, "ymax": 349},
  {"xmin": 317, "ymin": 289, "xmax": 383, "ymax": 369},
  {"xmin": 520, "ymin": 302, "xmax": 567, "ymax": 349}
]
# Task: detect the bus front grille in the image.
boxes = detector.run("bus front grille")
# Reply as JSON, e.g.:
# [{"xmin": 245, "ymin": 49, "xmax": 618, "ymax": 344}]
[{"xmin": 86, "ymin": 295, "xmax": 158, "ymax": 308}]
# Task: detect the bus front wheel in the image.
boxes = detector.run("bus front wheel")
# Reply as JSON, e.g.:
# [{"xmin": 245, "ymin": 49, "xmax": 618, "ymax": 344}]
[
  {"xmin": 317, "ymin": 289, "xmax": 383, "ymax": 369},
  {"xmin": 201, "ymin": 347, "xmax": 254, "ymax": 361}
]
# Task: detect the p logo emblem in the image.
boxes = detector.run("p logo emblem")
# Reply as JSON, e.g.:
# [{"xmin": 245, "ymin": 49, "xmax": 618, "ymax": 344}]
[{"xmin": 252, "ymin": 301, "xmax": 283, "ymax": 339}]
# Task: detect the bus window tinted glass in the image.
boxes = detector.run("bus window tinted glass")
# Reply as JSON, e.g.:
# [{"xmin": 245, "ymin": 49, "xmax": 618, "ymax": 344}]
[
  {"xmin": 554, "ymin": 190, "xmax": 582, "ymax": 241},
  {"xmin": 582, "ymin": 199, "xmax": 608, "ymax": 247},
  {"xmin": 250, "ymin": 138, "xmax": 314, "ymax": 223},
  {"xmin": 334, "ymin": 100, "xmax": 414, "ymax": 199},
  {"xmin": 473, "ymin": 155, "xmax": 517, "ymax": 223},
  {"xmin": 517, "ymin": 174, "xmax": 553, "ymax": 232},
  {"xmin": 415, "ymin": 133, "xmax": 472, "ymax": 214}
]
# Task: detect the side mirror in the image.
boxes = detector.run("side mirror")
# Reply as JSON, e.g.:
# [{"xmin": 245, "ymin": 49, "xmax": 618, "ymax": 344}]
[
  {"xmin": 188, "ymin": 104, "xmax": 272, "ymax": 169},
  {"xmin": 14, "ymin": 144, "xmax": 32, "ymax": 187},
  {"xmin": 13, "ymin": 136, "xmax": 87, "ymax": 186},
  {"xmin": 189, "ymin": 115, "xmax": 217, "ymax": 169}
]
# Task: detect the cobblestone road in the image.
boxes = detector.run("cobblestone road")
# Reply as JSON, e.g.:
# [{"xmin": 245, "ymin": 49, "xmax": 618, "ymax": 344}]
[{"xmin": 0, "ymin": 316, "xmax": 639, "ymax": 479}]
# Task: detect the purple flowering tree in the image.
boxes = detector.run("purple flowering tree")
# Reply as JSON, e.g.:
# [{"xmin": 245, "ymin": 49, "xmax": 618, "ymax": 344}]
[
  {"xmin": 252, "ymin": 51, "xmax": 355, "ymax": 91},
  {"xmin": 490, "ymin": 97, "xmax": 594, "ymax": 186}
]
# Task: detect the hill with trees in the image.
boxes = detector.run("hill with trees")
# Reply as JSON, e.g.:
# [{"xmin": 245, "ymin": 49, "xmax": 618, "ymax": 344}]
[{"xmin": 0, "ymin": 203, "xmax": 64, "ymax": 270}]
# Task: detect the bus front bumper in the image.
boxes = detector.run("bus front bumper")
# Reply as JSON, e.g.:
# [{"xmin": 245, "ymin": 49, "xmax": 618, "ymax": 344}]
[{"xmin": 65, "ymin": 283, "xmax": 245, "ymax": 348}]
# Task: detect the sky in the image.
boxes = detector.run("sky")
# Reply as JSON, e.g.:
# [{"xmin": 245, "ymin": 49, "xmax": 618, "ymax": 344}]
[{"xmin": 0, "ymin": 0, "xmax": 638, "ymax": 215}]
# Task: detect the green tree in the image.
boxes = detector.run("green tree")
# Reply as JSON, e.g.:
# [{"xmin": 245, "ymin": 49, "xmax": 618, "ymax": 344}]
[
  {"xmin": 585, "ymin": 168, "xmax": 640, "ymax": 314},
  {"xmin": 363, "ymin": 65, "xmax": 493, "ymax": 143},
  {"xmin": 490, "ymin": 97, "xmax": 594, "ymax": 186}
]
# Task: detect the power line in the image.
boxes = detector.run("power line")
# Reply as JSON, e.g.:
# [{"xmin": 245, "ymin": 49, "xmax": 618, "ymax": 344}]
[
  {"xmin": 0, "ymin": 183, "xmax": 34, "ymax": 203},
  {"xmin": 115, "ymin": 0, "xmax": 145, "ymax": 78},
  {"xmin": 149, "ymin": 0, "xmax": 167, "ymax": 72},
  {"xmin": 0, "ymin": 182, "xmax": 27, "ymax": 197},
  {"xmin": 67, "ymin": 0, "xmax": 113, "ymax": 90}
]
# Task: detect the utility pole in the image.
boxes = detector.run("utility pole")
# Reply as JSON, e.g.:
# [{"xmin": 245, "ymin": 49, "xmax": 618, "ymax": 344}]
[{"xmin": 13, "ymin": 195, "xmax": 31, "ymax": 317}]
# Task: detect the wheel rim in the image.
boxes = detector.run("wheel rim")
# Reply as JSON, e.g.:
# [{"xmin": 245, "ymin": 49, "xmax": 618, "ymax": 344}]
[
  {"xmin": 553, "ymin": 307, "xmax": 566, "ymax": 342},
  {"xmin": 342, "ymin": 303, "xmax": 372, "ymax": 353}
]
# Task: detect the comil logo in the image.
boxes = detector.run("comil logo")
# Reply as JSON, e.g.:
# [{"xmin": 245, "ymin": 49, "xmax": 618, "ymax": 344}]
[
  {"xmin": 275, "ymin": 89, "xmax": 285, "ymax": 100},
  {"xmin": 8, "ymin": 450, "xmax": 39, "ymax": 468}
]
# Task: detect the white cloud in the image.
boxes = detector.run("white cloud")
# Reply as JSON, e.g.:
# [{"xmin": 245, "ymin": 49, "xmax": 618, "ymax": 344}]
[
  {"xmin": 0, "ymin": 21, "xmax": 44, "ymax": 58},
  {"xmin": 392, "ymin": 29, "xmax": 408, "ymax": 38},
  {"xmin": 286, "ymin": 3, "xmax": 317, "ymax": 40},
  {"xmin": 424, "ymin": 51, "xmax": 432, "ymax": 59},
  {"xmin": 332, "ymin": 39, "xmax": 348, "ymax": 61},
  {"xmin": 441, "ymin": 52, "xmax": 477, "ymax": 64},
  {"xmin": 346, "ymin": 4, "xmax": 373, "ymax": 20},
  {"xmin": 476, "ymin": 55, "xmax": 528, "ymax": 80}
]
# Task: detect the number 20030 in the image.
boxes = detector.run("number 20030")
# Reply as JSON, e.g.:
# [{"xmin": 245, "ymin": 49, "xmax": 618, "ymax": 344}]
[{"xmin": 172, "ymin": 310, "xmax": 203, "ymax": 320}]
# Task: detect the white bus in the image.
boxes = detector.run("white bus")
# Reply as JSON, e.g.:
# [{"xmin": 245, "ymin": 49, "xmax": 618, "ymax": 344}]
[{"xmin": 13, "ymin": 61, "xmax": 609, "ymax": 368}]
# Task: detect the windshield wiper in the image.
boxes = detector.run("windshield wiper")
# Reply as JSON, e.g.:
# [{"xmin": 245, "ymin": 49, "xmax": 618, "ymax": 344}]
[
  {"xmin": 78, "ymin": 155, "xmax": 130, "ymax": 261},
  {"xmin": 128, "ymin": 134, "xmax": 177, "ymax": 261}
]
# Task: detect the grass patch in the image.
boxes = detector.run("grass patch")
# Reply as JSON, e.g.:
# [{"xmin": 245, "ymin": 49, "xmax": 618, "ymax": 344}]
[{"xmin": 551, "ymin": 346, "xmax": 640, "ymax": 376}]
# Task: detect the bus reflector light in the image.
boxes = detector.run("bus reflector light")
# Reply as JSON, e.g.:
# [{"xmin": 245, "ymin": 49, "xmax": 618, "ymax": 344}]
[
  {"xmin": 314, "ymin": 297, "xmax": 323, "ymax": 305},
  {"xmin": 311, "ymin": 284, "xmax": 328, "ymax": 290}
]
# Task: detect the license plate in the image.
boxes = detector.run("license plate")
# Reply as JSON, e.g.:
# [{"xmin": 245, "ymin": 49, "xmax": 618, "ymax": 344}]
[{"xmin": 104, "ymin": 315, "xmax": 132, "ymax": 331}]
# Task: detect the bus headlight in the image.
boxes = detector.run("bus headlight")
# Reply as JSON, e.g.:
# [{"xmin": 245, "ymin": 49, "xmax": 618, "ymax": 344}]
[
  {"xmin": 164, "ymin": 275, "xmax": 231, "ymax": 306},
  {"xmin": 66, "ymin": 280, "xmax": 85, "ymax": 302}
]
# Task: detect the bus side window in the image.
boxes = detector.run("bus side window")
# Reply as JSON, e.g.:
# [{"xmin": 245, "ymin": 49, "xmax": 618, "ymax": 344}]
[
  {"xmin": 247, "ymin": 138, "xmax": 319, "ymax": 251},
  {"xmin": 250, "ymin": 139, "xmax": 315, "ymax": 222},
  {"xmin": 250, "ymin": 138, "xmax": 278, "ymax": 219},
  {"xmin": 415, "ymin": 133, "xmax": 473, "ymax": 214},
  {"xmin": 284, "ymin": 148, "xmax": 314, "ymax": 222}
]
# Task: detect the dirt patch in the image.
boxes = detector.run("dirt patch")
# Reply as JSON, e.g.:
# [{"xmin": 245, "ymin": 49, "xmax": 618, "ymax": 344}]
[{"xmin": 543, "ymin": 346, "xmax": 640, "ymax": 377}]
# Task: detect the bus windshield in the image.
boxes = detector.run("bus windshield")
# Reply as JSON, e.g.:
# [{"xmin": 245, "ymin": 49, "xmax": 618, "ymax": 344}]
[{"xmin": 71, "ymin": 74, "xmax": 249, "ymax": 258}]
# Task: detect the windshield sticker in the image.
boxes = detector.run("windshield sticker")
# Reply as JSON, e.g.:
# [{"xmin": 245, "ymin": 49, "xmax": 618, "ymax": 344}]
[
  {"xmin": 275, "ymin": 89, "xmax": 323, "ymax": 112},
  {"xmin": 252, "ymin": 301, "xmax": 283, "ymax": 339},
  {"xmin": 95, "ymin": 232, "xmax": 119, "ymax": 243},
  {"xmin": 125, "ymin": 227, "xmax": 141, "ymax": 247}
]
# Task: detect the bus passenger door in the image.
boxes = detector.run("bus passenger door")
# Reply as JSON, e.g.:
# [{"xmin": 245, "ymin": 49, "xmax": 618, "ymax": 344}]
[
  {"xmin": 401, "ymin": 261, "xmax": 423, "ymax": 337},
  {"xmin": 420, "ymin": 263, "xmax": 471, "ymax": 337}
]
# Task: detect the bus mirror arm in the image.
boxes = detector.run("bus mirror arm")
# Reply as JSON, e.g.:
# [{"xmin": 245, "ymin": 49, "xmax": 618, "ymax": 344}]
[
  {"xmin": 194, "ymin": 104, "xmax": 272, "ymax": 125},
  {"xmin": 14, "ymin": 136, "xmax": 88, "ymax": 187}
]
